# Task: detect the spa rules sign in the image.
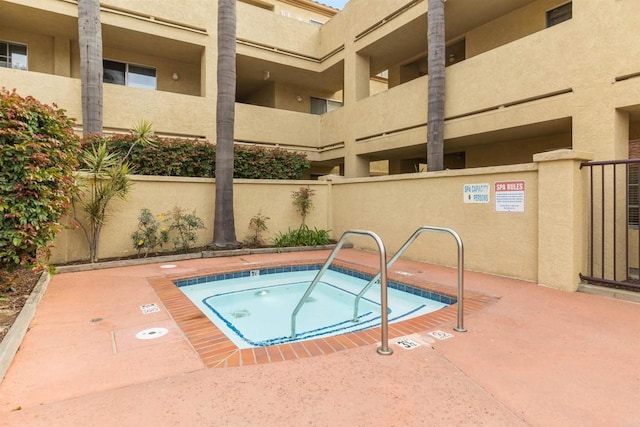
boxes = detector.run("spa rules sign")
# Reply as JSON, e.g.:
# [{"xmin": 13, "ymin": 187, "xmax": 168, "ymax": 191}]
[{"xmin": 495, "ymin": 181, "xmax": 525, "ymax": 212}]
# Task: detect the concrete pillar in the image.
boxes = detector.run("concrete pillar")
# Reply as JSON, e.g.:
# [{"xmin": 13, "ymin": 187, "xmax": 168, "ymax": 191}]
[
  {"xmin": 342, "ymin": 51, "xmax": 371, "ymax": 178},
  {"xmin": 387, "ymin": 64, "xmax": 401, "ymax": 89},
  {"xmin": 343, "ymin": 154, "xmax": 370, "ymax": 178},
  {"xmin": 355, "ymin": 53, "xmax": 370, "ymax": 101},
  {"xmin": 534, "ymin": 149, "xmax": 593, "ymax": 291},
  {"xmin": 53, "ymin": 37, "xmax": 71, "ymax": 77},
  {"xmin": 201, "ymin": 47, "xmax": 214, "ymax": 98},
  {"xmin": 572, "ymin": 92, "xmax": 629, "ymax": 160}
]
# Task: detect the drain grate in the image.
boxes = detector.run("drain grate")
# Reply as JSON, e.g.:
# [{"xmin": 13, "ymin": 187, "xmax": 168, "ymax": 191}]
[
  {"xmin": 231, "ymin": 309, "xmax": 250, "ymax": 318},
  {"xmin": 135, "ymin": 327, "xmax": 169, "ymax": 340}
]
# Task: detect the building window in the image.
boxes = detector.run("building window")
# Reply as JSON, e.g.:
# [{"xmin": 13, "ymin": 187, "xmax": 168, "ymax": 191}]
[
  {"xmin": 103, "ymin": 60, "xmax": 156, "ymax": 90},
  {"xmin": 546, "ymin": 2, "xmax": 572, "ymax": 28},
  {"xmin": 0, "ymin": 41, "xmax": 27, "ymax": 70},
  {"xmin": 310, "ymin": 97, "xmax": 342, "ymax": 115},
  {"xmin": 446, "ymin": 39, "xmax": 466, "ymax": 66}
]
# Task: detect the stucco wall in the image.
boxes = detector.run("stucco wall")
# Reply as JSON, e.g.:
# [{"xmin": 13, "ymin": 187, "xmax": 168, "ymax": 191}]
[
  {"xmin": 103, "ymin": 0, "xmax": 213, "ymax": 30},
  {"xmin": 51, "ymin": 177, "xmax": 330, "ymax": 264},
  {"xmin": 465, "ymin": 0, "xmax": 563, "ymax": 58},
  {"xmin": 0, "ymin": 26, "xmax": 54, "ymax": 74},
  {"xmin": 330, "ymin": 165, "xmax": 539, "ymax": 280},
  {"xmin": 52, "ymin": 164, "xmax": 541, "ymax": 284},
  {"xmin": 465, "ymin": 133, "xmax": 572, "ymax": 168}
]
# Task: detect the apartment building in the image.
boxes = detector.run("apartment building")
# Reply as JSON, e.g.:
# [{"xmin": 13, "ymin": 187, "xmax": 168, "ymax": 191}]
[{"xmin": 0, "ymin": 0, "xmax": 638, "ymax": 179}]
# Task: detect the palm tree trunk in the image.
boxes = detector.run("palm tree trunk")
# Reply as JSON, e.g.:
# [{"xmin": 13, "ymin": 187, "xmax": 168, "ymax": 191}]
[
  {"xmin": 427, "ymin": 0, "xmax": 445, "ymax": 172},
  {"xmin": 213, "ymin": 0, "xmax": 239, "ymax": 247},
  {"xmin": 78, "ymin": 0, "xmax": 103, "ymax": 136}
]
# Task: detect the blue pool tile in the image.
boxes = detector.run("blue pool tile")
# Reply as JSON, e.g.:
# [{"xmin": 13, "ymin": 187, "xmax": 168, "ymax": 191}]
[{"xmin": 174, "ymin": 263, "xmax": 452, "ymax": 305}]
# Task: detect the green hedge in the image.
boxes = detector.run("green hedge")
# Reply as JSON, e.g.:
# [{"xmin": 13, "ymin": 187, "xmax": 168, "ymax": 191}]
[{"xmin": 82, "ymin": 134, "xmax": 310, "ymax": 179}]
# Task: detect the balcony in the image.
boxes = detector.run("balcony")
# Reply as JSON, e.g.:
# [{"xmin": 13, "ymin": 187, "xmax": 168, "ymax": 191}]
[
  {"xmin": 0, "ymin": 68, "xmax": 212, "ymax": 138},
  {"xmin": 351, "ymin": 20, "xmax": 577, "ymax": 149},
  {"xmin": 235, "ymin": 103, "xmax": 323, "ymax": 159}
]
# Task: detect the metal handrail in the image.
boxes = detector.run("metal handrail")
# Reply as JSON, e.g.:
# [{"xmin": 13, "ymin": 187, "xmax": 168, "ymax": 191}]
[
  {"xmin": 353, "ymin": 226, "xmax": 467, "ymax": 333},
  {"xmin": 289, "ymin": 230, "xmax": 393, "ymax": 355}
]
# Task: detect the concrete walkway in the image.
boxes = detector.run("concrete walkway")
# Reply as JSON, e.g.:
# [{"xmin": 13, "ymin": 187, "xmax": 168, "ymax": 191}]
[{"xmin": 0, "ymin": 250, "xmax": 638, "ymax": 426}]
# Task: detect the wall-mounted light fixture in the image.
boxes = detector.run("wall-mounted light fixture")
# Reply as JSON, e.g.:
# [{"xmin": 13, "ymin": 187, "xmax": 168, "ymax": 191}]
[
  {"xmin": 295, "ymin": 95, "xmax": 303, "ymax": 102},
  {"xmin": 172, "ymin": 72, "xmax": 179, "ymax": 81},
  {"xmin": 263, "ymin": 70, "xmax": 270, "ymax": 80}
]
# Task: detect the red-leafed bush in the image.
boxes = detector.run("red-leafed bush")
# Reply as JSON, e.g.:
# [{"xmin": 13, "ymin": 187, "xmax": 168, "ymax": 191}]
[
  {"xmin": 0, "ymin": 89, "xmax": 80, "ymax": 272},
  {"xmin": 81, "ymin": 134, "xmax": 310, "ymax": 180}
]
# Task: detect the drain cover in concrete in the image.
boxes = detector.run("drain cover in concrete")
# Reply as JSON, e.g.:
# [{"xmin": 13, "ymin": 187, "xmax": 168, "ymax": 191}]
[
  {"xmin": 135, "ymin": 327, "xmax": 169, "ymax": 340},
  {"xmin": 428, "ymin": 330, "xmax": 454, "ymax": 340},
  {"xmin": 160, "ymin": 264, "xmax": 177, "ymax": 269}
]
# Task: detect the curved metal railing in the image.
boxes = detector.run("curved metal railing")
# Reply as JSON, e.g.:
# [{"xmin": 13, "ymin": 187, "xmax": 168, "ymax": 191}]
[
  {"xmin": 289, "ymin": 229, "xmax": 393, "ymax": 355},
  {"xmin": 352, "ymin": 226, "xmax": 467, "ymax": 332}
]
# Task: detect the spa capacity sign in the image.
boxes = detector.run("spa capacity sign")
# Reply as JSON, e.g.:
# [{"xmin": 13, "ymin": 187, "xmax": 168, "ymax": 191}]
[
  {"xmin": 463, "ymin": 183, "xmax": 490, "ymax": 204},
  {"xmin": 495, "ymin": 181, "xmax": 525, "ymax": 212}
]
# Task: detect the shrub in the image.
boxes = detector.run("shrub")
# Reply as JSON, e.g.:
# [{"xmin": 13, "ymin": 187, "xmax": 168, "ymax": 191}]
[
  {"xmin": 0, "ymin": 88, "xmax": 80, "ymax": 275},
  {"xmin": 74, "ymin": 142, "xmax": 132, "ymax": 262},
  {"xmin": 81, "ymin": 134, "xmax": 310, "ymax": 179},
  {"xmin": 164, "ymin": 207, "xmax": 206, "ymax": 253},
  {"xmin": 131, "ymin": 208, "xmax": 168, "ymax": 257},
  {"xmin": 74, "ymin": 122, "xmax": 153, "ymax": 263},
  {"xmin": 291, "ymin": 186, "xmax": 315, "ymax": 224},
  {"xmin": 234, "ymin": 146, "xmax": 310, "ymax": 179},
  {"xmin": 273, "ymin": 225, "xmax": 331, "ymax": 248},
  {"xmin": 243, "ymin": 212, "xmax": 270, "ymax": 247},
  {"xmin": 87, "ymin": 135, "xmax": 217, "ymax": 177}
]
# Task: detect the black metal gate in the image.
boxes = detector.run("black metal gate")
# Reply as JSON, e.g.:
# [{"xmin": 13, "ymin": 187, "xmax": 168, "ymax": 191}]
[{"xmin": 580, "ymin": 159, "xmax": 640, "ymax": 290}]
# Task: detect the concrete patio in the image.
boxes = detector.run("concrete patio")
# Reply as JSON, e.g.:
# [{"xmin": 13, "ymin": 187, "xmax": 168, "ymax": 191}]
[{"xmin": 0, "ymin": 249, "xmax": 638, "ymax": 426}]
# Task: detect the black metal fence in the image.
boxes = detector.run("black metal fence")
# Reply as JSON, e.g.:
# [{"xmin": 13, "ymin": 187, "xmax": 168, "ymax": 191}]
[{"xmin": 580, "ymin": 159, "xmax": 640, "ymax": 290}]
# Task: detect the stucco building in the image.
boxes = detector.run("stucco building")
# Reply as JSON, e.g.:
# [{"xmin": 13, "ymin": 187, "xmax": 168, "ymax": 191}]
[
  {"xmin": 2, "ymin": 0, "xmax": 639, "ymax": 291},
  {"xmin": 2, "ymin": 0, "xmax": 638, "ymax": 177}
]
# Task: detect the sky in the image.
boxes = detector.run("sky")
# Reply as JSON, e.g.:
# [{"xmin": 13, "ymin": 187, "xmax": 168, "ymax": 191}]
[{"xmin": 318, "ymin": 0, "xmax": 349, "ymax": 10}]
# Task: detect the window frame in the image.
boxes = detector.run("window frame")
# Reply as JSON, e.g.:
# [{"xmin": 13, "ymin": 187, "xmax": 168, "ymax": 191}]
[
  {"xmin": 0, "ymin": 40, "xmax": 28, "ymax": 71},
  {"xmin": 310, "ymin": 97, "xmax": 343, "ymax": 115},
  {"xmin": 103, "ymin": 59, "xmax": 157, "ymax": 90}
]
